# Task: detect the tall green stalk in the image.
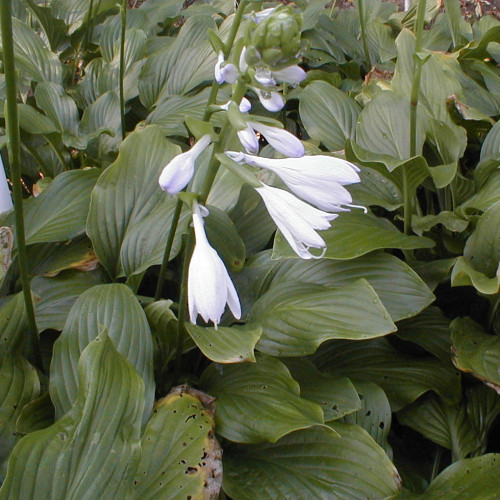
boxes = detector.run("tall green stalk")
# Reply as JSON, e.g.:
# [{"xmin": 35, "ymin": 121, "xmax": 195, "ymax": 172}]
[
  {"xmin": 1, "ymin": 0, "xmax": 43, "ymax": 372},
  {"xmin": 403, "ymin": 0, "xmax": 427, "ymax": 235},
  {"xmin": 357, "ymin": 0, "xmax": 372, "ymax": 71},
  {"xmin": 119, "ymin": 0, "xmax": 127, "ymax": 140}
]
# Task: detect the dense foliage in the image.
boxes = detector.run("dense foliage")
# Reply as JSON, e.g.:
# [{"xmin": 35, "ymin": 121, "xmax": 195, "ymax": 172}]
[{"xmin": 0, "ymin": 0, "xmax": 499, "ymax": 497}]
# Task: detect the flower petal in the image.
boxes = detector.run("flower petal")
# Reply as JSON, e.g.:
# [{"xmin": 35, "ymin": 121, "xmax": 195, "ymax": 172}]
[
  {"xmin": 272, "ymin": 65, "xmax": 307, "ymax": 85},
  {"xmin": 256, "ymin": 89, "xmax": 285, "ymax": 112},
  {"xmin": 248, "ymin": 121, "xmax": 304, "ymax": 158},
  {"xmin": 237, "ymin": 127, "xmax": 260, "ymax": 154}
]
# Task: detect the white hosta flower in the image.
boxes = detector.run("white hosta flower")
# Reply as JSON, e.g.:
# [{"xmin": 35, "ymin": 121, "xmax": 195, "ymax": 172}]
[
  {"xmin": 188, "ymin": 203, "xmax": 241, "ymax": 328},
  {"xmin": 237, "ymin": 126, "xmax": 260, "ymax": 154},
  {"xmin": 227, "ymin": 152, "xmax": 361, "ymax": 212},
  {"xmin": 239, "ymin": 47, "xmax": 249, "ymax": 73},
  {"xmin": 215, "ymin": 51, "xmax": 238, "ymax": 84},
  {"xmin": 247, "ymin": 121, "xmax": 304, "ymax": 158},
  {"xmin": 272, "ymin": 65, "xmax": 306, "ymax": 86},
  {"xmin": 255, "ymin": 88, "xmax": 285, "ymax": 112},
  {"xmin": 159, "ymin": 135, "xmax": 212, "ymax": 194},
  {"xmin": 0, "ymin": 155, "xmax": 12, "ymax": 214},
  {"xmin": 220, "ymin": 98, "xmax": 252, "ymax": 113},
  {"xmin": 256, "ymin": 183, "xmax": 337, "ymax": 259}
]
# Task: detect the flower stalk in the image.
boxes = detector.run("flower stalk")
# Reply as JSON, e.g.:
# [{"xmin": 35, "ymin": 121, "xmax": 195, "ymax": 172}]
[
  {"xmin": 119, "ymin": 0, "xmax": 127, "ymax": 140},
  {"xmin": 1, "ymin": 0, "xmax": 43, "ymax": 372}
]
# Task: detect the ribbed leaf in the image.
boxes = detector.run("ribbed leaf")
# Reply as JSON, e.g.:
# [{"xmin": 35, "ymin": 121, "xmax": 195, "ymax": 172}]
[
  {"xmin": 87, "ymin": 125, "xmax": 181, "ymax": 278},
  {"xmin": 200, "ymin": 354, "xmax": 324, "ymax": 443},
  {"xmin": 50, "ymin": 284, "xmax": 154, "ymax": 422},
  {"xmin": 272, "ymin": 212, "xmax": 434, "ymax": 260},
  {"xmin": 249, "ymin": 280, "xmax": 396, "ymax": 357},
  {"xmin": 299, "ymin": 81, "xmax": 360, "ymax": 151},
  {"xmin": 314, "ymin": 338, "xmax": 462, "ymax": 411},
  {"xmin": 264, "ymin": 252, "xmax": 434, "ymax": 322},
  {"xmin": 284, "ymin": 358, "xmax": 361, "ymax": 422},
  {"xmin": 0, "ymin": 333, "xmax": 144, "ymax": 499},
  {"xmin": 133, "ymin": 386, "xmax": 222, "ymax": 499},
  {"xmin": 223, "ymin": 424, "xmax": 402, "ymax": 500},
  {"xmin": 16, "ymin": 392, "xmax": 54, "ymax": 435},
  {"xmin": 0, "ymin": 292, "xmax": 28, "ymax": 359},
  {"xmin": 451, "ymin": 317, "xmax": 500, "ymax": 392},
  {"xmin": 15, "ymin": 169, "xmax": 99, "ymax": 245},
  {"xmin": 480, "ymin": 119, "xmax": 500, "ymax": 162},
  {"xmin": 186, "ymin": 324, "xmax": 262, "ymax": 363}
]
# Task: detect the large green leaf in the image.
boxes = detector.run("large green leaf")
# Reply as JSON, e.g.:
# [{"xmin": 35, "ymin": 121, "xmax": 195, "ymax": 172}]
[
  {"xmin": 394, "ymin": 454, "xmax": 500, "ymax": 499},
  {"xmin": 87, "ymin": 125, "xmax": 182, "ymax": 278},
  {"xmin": 32, "ymin": 269, "xmax": 107, "ymax": 332},
  {"xmin": 185, "ymin": 323, "xmax": 262, "ymax": 363},
  {"xmin": 299, "ymin": 81, "xmax": 361, "ymax": 151},
  {"xmin": 284, "ymin": 358, "xmax": 362, "ymax": 422},
  {"xmin": 451, "ymin": 317, "xmax": 500, "ymax": 392},
  {"xmin": 272, "ymin": 212, "xmax": 434, "ymax": 260},
  {"xmin": 200, "ymin": 354, "xmax": 324, "ymax": 444},
  {"xmin": 223, "ymin": 424, "xmax": 402, "ymax": 500},
  {"xmin": 263, "ymin": 252, "xmax": 434, "ymax": 322},
  {"xmin": 0, "ymin": 333, "xmax": 144, "ymax": 499},
  {"xmin": 51, "ymin": 0, "xmax": 117, "ymax": 34},
  {"xmin": 480, "ymin": 119, "xmax": 500, "ymax": 162},
  {"xmin": 249, "ymin": 280, "xmax": 396, "ymax": 357},
  {"xmin": 314, "ymin": 338, "xmax": 462, "ymax": 411},
  {"xmin": 0, "ymin": 292, "xmax": 28, "ymax": 359},
  {"xmin": 12, "ymin": 169, "xmax": 100, "ymax": 245},
  {"xmin": 50, "ymin": 284, "xmax": 154, "ymax": 422},
  {"xmin": 133, "ymin": 386, "xmax": 222, "ymax": 499},
  {"xmin": 398, "ymin": 393, "xmax": 480, "ymax": 461}
]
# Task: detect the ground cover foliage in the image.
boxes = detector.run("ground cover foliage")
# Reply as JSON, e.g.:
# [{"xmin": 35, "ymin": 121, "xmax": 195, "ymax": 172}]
[{"xmin": 0, "ymin": 0, "xmax": 499, "ymax": 497}]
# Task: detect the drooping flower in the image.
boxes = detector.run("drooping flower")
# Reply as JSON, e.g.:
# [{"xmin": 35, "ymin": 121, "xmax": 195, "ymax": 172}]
[
  {"xmin": 214, "ymin": 51, "xmax": 238, "ymax": 84},
  {"xmin": 272, "ymin": 65, "xmax": 306, "ymax": 86},
  {"xmin": 220, "ymin": 98, "xmax": 252, "ymax": 113},
  {"xmin": 255, "ymin": 88, "xmax": 285, "ymax": 112},
  {"xmin": 247, "ymin": 121, "xmax": 304, "ymax": 158},
  {"xmin": 254, "ymin": 67, "xmax": 276, "ymax": 87},
  {"xmin": 159, "ymin": 135, "xmax": 212, "ymax": 194},
  {"xmin": 255, "ymin": 183, "xmax": 337, "ymax": 259},
  {"xmin": 188, "ymin": 202, "xmax": 241, "ymax": 328},
  {"xmin": 226, "ymin": 152, "xmax": 361, "ymax": 212}
]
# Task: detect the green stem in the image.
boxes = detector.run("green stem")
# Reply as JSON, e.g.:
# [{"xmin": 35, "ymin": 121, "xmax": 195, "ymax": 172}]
[
  {"xmin": 154, "ymin": 198, "xmax": 183, "ymax": 301},
  {"xmin": 223, "ymin": 0, "xmax": 248, "ymax": 58},
  {"xmin": 430, "ymin": 447, "xmax": 443, "ymax": 482},
  {"xmin": 357, "ymin": 0, "xmax": 371, "ymax": 71},
  {"xmin": 202, "ymin": 82, "xmax": 220, "ymax": 121},
  {"xmin": 404, "ymin": 0, "xmax": 427, "ymax": 236},
  {"xmin": 119, "ymin": 0, "xmax": 126, "ymax": 141},
  {"xmin": 1, "ymin": 0, "xmax": 43, "ymax": 372},
  {"xmin": 82, "ymin": 0, "xmax": 95, "ymax": 54}
]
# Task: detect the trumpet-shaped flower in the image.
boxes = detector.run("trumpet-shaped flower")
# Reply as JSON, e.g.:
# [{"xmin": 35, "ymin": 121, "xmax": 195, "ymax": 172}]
[
  {"xmin": 247, "ymin": 121, "xmax": 304, "ymax": 158},
  {"xmin": 220, "ymin": 98, "xmax": 252, "ymax": 113},
  {"xmin": 255, "ymin": 68, "xmax": 276, "ymax": 87},
  {"xmin": 255, "ymin": 88, "xmax": 285, "ymax": 112},
  {"xmin": 0, "ymin": 155, "xmax": 12, "ymax": 214},
  {"xmin": 215, "ymin": 51, "xmax": 238, "ymax": 84},
  {"xmin": 159, "ymin": 135, "xmax": 212, "ymax": 194},
  {"xmin": 188, "ymin": 203, "xmax": 241, "ymax": 328},
  {"xmin": 226, "ymin": 151, "xmax": 361, "ymax": 212},
  {"xmin": 272, "ymin": 65, "xmax": 306, "ymax": 86},
  {"xmin": 256, "ymin": 183, "xmax": 337, "ymax": 259}
]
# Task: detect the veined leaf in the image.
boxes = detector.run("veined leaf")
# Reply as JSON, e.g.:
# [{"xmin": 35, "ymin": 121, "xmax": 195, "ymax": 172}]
[
  {"xmin": 200, "ymin": 354, "xmax": 324, "ymax": 444},
  {"xmin": 0, "ymin": 333, "xmax": 144, "ymax": 499}
]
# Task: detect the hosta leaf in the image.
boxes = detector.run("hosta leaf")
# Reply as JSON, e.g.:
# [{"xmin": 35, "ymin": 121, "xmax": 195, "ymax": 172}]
[
  {"xmin": 16, "ymin": 392, "xmax": 55, "ymax": 435},
  {"xmin": 273, "ymin": 211, "xmax": 434, "ymax": 260},
  {"xmin": 395, "ymin": 454, "xmax": 500, "ymax": 499},
  {"xmin": 284, "ymin": 358, "xmax": 362, "ymax": 421},
  {"xmin": 32, "ymin": 269, "xmax": 107, "ymax": 332},
  {"xmin": 480, "ymin": 119, "xmax": 500, "ymax": 162},
  {"xmin": 355, "ymin": 91, "xmax": 426, "ymax": 164},
  {"xmin": 264, "ymin": 252, "xmax": 434, "ymax": 322},
  {"xmin": 223, "ymin": 424, "xmax": 402, "ymax": 500},
  {"xmin": 0, "ymin": 333, "xmax": 144, "ymax": 499},
  {"xmin": 398, "ymin": 393, "xmax": 480, "ymax": 461},
  {"xmin": 14, "ymin": 169, "xmax": 99, "ymax": 245},
  {"xmin": 50, "ymin": 284, "xmax": 154, "ymax": 422},
  {"xmin": 17, "ymin": 104, "xmax": 58, "ymax": 135},
  {"xmin": 0, "ymin": 355, "xmax": 40, "ymax": 468},
  {"xmin": 185, "ymin": 323, "xmax": 262, "ymax": 363},
  {"xmin": 87, "ymin": 125, "xmax": 181, "ymax": 278},
  {"xmin": 133, "ymin": 386, "xmax": 222, "ymax": 499},
  {"xmin": 314, "ymin": 338, "xmax": 462, "ymax": 411},
  {"xmin": 451, "ymin": 317, "xmax": 500, "ymax": 393},
  {"xmin": 249, "ymin": 280, "xmax": 396, "ymax": 357},
  {"xmin": 451, "ymin": 256, "xmax": 500, "ymax": 295},
  {"xmin": 342, "ymin": 381, "xmax": 392, "ymax": 456},
  {"xmin": 200, "ymin": 354, "xmax": 324, "ymax": 444},
  {"xmin": 299, "ymin": 81, "xmax": 361, "ymax": 151},
  {"xmin": 0, "ymin": 292, "xmax": 28, "ymax": 359}
]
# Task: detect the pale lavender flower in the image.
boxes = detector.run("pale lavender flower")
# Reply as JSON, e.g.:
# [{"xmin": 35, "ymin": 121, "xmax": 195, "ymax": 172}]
[
  {"xmin": 215, "ymin": 51, "xmax": 238, "ymax": 84},
  {"xmin": 255, "ymin": 88, "xmax": 285, "ymax": 112},
  {"xmin": 272, "ymin": 65, "xmax": 307, "ymax": 86},
  {"xmin": 237, "ymin": 127, "xmax": 260, "ymax": 154},
  {"xmin": 220, "ymin": 98, "xmax": 252, "ymax": 113},
  {"xmin": 247, "ymin": 121, "xmax": 304, "ymax": 158}
]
